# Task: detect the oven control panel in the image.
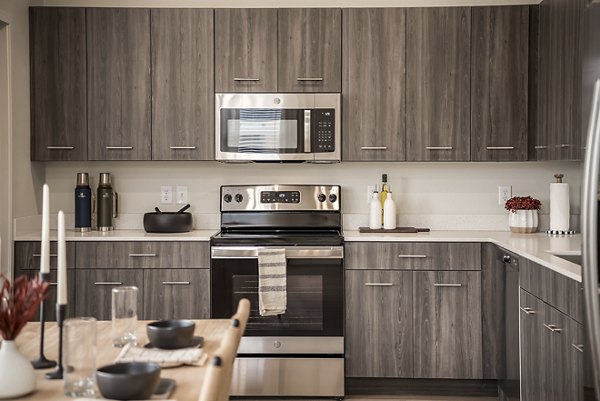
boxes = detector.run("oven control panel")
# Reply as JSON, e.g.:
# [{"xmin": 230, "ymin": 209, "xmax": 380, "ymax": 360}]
[{"xmin": 221, "ymin": 185, "xmax": 340, "ymax": 211}]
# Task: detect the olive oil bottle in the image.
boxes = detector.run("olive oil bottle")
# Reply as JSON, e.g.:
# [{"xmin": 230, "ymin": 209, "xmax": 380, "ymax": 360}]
[{"xmin": 380, "ymin": 174, "xmax": 389, "ymax": 225}]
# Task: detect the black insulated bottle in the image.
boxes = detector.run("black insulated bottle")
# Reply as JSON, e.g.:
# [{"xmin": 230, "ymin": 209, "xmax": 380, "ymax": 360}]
[{"xmin": 75, "ymin": 173, "xmax": 92, "ymax": 232}]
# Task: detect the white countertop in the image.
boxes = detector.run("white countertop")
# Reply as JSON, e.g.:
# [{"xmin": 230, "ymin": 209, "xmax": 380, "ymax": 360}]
[
  {"xmin": 343, "ymin": 230, "xmax": 583, "ymax": 282},
  {"xmin": 15, "ymin": 228, "xmax": 583, "ymax": 282}
]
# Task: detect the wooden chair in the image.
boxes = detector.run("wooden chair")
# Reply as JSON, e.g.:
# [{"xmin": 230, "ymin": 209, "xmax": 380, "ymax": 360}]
[{"xmin": 198, "ymin": 298, "xmax": 251, "ymax": 401}]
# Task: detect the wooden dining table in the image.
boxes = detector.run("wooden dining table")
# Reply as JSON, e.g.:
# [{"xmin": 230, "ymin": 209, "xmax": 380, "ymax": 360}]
[{"xmin": 13, "ymin": 319, "xmax": 231, "ymax": 401}]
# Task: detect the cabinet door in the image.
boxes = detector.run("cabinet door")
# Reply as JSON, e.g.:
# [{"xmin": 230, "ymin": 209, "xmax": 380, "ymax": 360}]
[
  {"xmin": 277, "ymin": 8, "xmax": 341, "ymax": 92},
  {"xmin": 406, "ymin": 8, "xmax": 471, "ymax": 161},
  {"xmin": 520, "ymin": 289, "xmax": 545, "ymax": 401},
  {"xmin": 151, "ymin": 9, "xmax": 214, "ymax": 161},
  {"xmin": 342, "ymin": 8, "xmax": 406, "ymax": 161},
  {"xmin": 414, "ymin": 271, "xmax": 482, "ymax": 378},
  {"xmin": 345, "ymin": 270, "xmax": 413, "ymax": 377},
  {"xmin": 215, "ymin": 9, "xmax": 277, "ymax": 92},
  {"xmin": 143, "ymin": 269, "xmax": 209, "ymax": 320},
  {"xmin": 75, "ymin": 269, "xmax": 144, "ymax": 320},
  {"xmin": 471, "ymin": 6, "xmax": 529, "ymax": 161},
  {"xmin": 87, "ymin": 8, "xmax": 151, "ymax": 160},
  {"xmin": 30, "ymin": 7, "xmax": 87, "ymax": 161}
]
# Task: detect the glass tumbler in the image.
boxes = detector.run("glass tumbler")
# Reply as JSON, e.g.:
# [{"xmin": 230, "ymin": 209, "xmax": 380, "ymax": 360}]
[
  {"xmin": 111, "ymin": 286, "xmax": 138, "ymax": 347},
  {"xmin": 64, "ymin": 317, "xmax": 97, "ymax": 397}
]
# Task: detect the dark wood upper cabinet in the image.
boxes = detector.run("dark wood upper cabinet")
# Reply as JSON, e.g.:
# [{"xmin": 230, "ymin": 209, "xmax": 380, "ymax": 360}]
[
  {"xmin": 30, "ymin": 7, "xmax": 87, "ymax": 161},
  {"xmin": 342, "ymin": 8, "xmax": 406, "ymax": 161},
  {"xmin": 471, "ymin": 6, "xmax": 529, "ymax": 162},
  {"xmin": 277, "ymin": 8, "xmax": 341, "ymax": 92},
  {"xmin": 87, "ymin": 8, "xmax": 151, "ymax": 161},
  {"xmin": 151, "ymin": 9, "xmax": 214, "ymax": 161},
  {"xmin": 215, "ymin": 8, "xmax": 278, "ymax": 93},
  {"xmin": 406, "ymin": 7, "xmax": 471, "ymax": 161}
]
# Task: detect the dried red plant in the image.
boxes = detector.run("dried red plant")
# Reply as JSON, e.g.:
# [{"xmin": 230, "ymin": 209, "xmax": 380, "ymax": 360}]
[
  {"xmin": 505, "ymin": 196, "xmax": 542, "ymax": 212},
  {"xmin": 0, "ymin": 274, "xmax": 49, "ymax": 341}
]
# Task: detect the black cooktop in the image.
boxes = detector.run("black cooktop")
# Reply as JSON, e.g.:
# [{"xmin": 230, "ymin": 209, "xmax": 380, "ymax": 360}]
[{"xmin": 211, "ymin": 230, "xmax": 344, "ymax": 247}]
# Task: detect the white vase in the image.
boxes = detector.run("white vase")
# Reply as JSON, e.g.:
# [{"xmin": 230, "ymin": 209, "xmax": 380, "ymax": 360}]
[
  {"xmin": 0, "ymin": 340, "xmax": 36, "ymax": 399},
  {"xmin": 508, "ymin": 210, "xmax": 539, "ymax": 234}
]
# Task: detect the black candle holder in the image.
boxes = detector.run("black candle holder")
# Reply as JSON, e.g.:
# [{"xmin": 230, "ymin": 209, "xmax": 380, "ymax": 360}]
[
  {"xmin": 45, "ymin": 304, "xmax": 67, "ymax": 380},
  {"xmin": 31, "ymin": 272, "xmax": 57, "ymax": 370}
]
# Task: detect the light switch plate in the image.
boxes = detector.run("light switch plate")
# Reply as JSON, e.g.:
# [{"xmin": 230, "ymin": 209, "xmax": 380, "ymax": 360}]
[
  {"xmin": 498, "ymin": 185, "xmax": 512, "ymax": 205},
  {"xmin": 176, "ymin": 186, "xmax": 188, "ymax": 204},
  {"xmin": 161, "ymin": 186, "xmax": 173, "ymax": 204},
  {"xmin": 367, "ymin": 185, "xmax": 377, "ymax": 204}
]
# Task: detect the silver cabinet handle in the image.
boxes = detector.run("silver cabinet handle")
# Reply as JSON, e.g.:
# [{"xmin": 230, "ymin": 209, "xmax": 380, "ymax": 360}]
[
  {"xmin": 556, "ymin": 144, "xmax": 572, "ymax": 148},
  {"xmin": 544, "ymin": 324, "xmax": 563, "ymax": 333},
  {"xmin": 361, "ymin": 146, "xmax": 388, "ymax": 150},
  {"xmin": 434, "ymin": 283, "xmax": 463, "ymax": 287},
  {"xmin": 520, "ymin": 307, "xmax": 536, "ymax": 315},
  {"xmin": 398, "ymin": 254, "xmax": 427, "ymax": 258},
  {"xmin": 162, "ymin": 281, "xmax": 190, "ymax": 285},
  {"xmin": 304, "ymin": 110, "xmax": 311, "ymax": 153},
  {"xmin": 169, "ymin": 146, "xmax": 197, "ymax": 150},
  {"xmin": 233, "ymin": 78, "xmax": 260, "ymax": 81},
  {"xmin": 129, "ymin": 253, "xmax": 157, "ymax": 257},
  {"xmin": 426, "ymin": 146, "xmax": 453, "ymax": 150},
  {"xmin": 49, "ymin": 282, "xmax": 57, "ymax": 286},
  {"xmin": 486, "ymin": 146, "xmax": 515, "ymax": 150},
  {"xmin": 572, "ymin": 343, "xmax": 584, "ymax": 353},
  {"xmin": 534, "ymin": 145, "xmax": 548, "ymax": 149},
  {"xmin": 33, "ymin": 254, "xmax": 58, "ymax": 257},
  {"xmin": 106, "ymin": 146, "xmax": 133, "ymax": 150},
  {"xmin": 364, "ymin": 282, "xmax": 393, "ymax": 286},
  {"xmin": 94, "ymin": 282, "xmax": 123, "ymax": 286},
  {"xmin": 297, "ymin": 77, "xmax": 323, "ymax": 81},
  {"xmin": 47, "ymin": 146, "xmax": 74, "ymax": 150}
]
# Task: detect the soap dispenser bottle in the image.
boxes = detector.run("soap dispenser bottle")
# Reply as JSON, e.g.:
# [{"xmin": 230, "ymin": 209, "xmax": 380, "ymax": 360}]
[{"xmin": 383, "ymin": 190, "xmax": 397, "ymax": 230}]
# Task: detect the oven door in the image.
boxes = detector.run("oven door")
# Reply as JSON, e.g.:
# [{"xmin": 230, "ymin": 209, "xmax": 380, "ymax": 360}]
[{"xmin": 210, "ymin": 246, "xmax": 343, "ymax": 339}]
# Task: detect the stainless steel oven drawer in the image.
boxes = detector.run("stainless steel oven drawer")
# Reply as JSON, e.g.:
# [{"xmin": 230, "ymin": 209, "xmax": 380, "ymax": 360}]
[
  {"xmin": 238, "ymin": 336, "xmax": 344, "ymax": 354},
  {"xmin": 231, "ymin": 357, "xmax": 344, "ymax": 397}
]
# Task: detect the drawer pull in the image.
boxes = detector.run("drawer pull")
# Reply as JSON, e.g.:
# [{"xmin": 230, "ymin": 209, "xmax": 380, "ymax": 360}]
[
  {"xmin": 233, "ymin": 77, "xmax": 260, "ymax": 82},
  {"xmin": 398, "ymin": 254, "xmax": 427, "ymax": 258},
  {"xmin": 486, "ymin": 146, "xmax": 515, "ymax": 150},
  {"xmin": 94, "ymin": 282, "xmax": 123, "ymax": 286},
  {"xmin": 162, "ymin": 281, "xmax": 191, "ymax": 285},
  {"xmin": 297, "ymin": 77, "xmax": 324, "ymax": 82},
  {"xmin": 572, "ymin": 343, "xmax": 584, "ymax": 353},
  {"xmin": 534, "ymin": 145, "xmax": 548, "ymax": 149},
  {"xmin": 47, "ymin": 146, "xmax": 74, "ymax": 150},
  {"xmin": 364, "ymin": 282, "xmax": 393, "ymax": 286},
  {"xmin": 33, "ymin": 254, "xmax": 58, "ymax": 257},
  {"xmin": 434, "ymin": 283, "xmax": 463, "ymax": 287},
  {"xmin": 426, "ymin": 146, "xmax": 453, "ymax": 150},
  {"xmin": 361, "ymin": 146, "xmax": 388, "ymax": 150},
  {"xmin": 129, "ymin": 253, "xmax": 157, "ymax": 257},
  {"xmin": 106, "ymin": 146, "xmax": 133, "ymax": 150},
  {"xmin": 520, "ymin": 307, "xmax": 536, "ymax": 315},
  {"xmin": 170, "ymin": 146, "xmax": 197, "ymax": 150},
  {"xmin": 543, "ymin": 324, "xmax": 563, "ymax": 333}
]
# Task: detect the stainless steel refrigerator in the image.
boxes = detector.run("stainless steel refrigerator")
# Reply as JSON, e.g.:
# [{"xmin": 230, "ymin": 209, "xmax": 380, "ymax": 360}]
[{"xmin": 581, "ymin": 1, "xmax": 600, "ymax": 400}]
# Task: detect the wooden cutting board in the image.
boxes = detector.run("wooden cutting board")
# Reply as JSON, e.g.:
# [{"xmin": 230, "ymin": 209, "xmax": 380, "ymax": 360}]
[{"xmin": 358, "ymin": 226, "xmax": 431, "ymax": 233}]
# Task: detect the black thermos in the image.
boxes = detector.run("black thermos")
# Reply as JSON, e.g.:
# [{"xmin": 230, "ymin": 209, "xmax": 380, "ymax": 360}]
[
  {"xmin": 97, "ymin": 173, "xmax": 118, "ymax": 231},
  {"xmin": 74, "ymin": 173, "xmax": 92, "ymax": 232}
]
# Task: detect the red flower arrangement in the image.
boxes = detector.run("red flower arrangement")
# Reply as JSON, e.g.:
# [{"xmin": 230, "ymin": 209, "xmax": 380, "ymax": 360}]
[
  {"xmin": 505, "ymin": 196, "xmax": 542, "ymax": 213},
  {"xmin": 0, "ymin": 274, "xmax": 49, "ymax": 341}
]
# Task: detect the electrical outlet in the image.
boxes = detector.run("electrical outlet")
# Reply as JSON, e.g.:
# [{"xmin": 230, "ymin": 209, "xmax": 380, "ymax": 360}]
[
  {"xmin": 176, "ymin": 186, "xmax": 188, "ymax": 204},
  {"xmin": 498, "ymin": 186, "xmax": 512, "ymax": 205},
  {"xmin": 367, "ymin": 185, "xmax": 377, "ymax": 204},
  {"xmin": 160, "ymin": 186, "xmax": 173, "ymax": 204}
]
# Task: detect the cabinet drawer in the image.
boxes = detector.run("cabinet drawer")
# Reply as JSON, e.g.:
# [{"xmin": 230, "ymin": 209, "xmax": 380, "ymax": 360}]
[
  {"xmin": 76, "ymin": 242, "xmax": 209, "ymax": 269},
  {"xmin": 344, "ymin": 242, "xmax": 481, "ymax": 270},
  {"xmin": 519, "ymin": 258, "xmax": 583, "ymax": 322},
  {"xmin": 14, "ymin": 241, "xmax": 76, "ymax": 270}
]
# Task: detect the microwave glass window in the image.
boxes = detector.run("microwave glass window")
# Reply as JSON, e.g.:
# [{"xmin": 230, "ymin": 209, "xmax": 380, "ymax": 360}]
[{"xmin": 227, "ymin": 119, "xmax": 298, "ymax": 151}]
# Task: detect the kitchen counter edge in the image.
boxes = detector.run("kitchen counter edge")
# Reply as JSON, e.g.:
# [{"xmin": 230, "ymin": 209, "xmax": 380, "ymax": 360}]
[{"xmin": 14, "ymin": 229, "xmax": 217, "ymax": 242}]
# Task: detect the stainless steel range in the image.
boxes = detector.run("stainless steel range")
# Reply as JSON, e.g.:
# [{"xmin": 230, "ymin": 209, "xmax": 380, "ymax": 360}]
[{"xmin": 210, "ymin": 184, "xmax": 344, "ymax": 399}]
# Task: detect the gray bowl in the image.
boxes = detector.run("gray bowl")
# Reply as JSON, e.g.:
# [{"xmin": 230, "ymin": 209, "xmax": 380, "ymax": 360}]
[
  {"xmin": 143, "ymin": 212, "xmax": 193, "ymax": 233},
  {"xmin": 147, "ymin": 319, "xmax": 196, "ymax": 349},
  {"xmin": 96, "ymin": 362, "xmax": 161, "ymax": 400}
]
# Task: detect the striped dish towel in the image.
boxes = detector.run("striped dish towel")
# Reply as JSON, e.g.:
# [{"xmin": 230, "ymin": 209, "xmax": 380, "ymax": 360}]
[{"xmin": 258, "ymin": 248, "xmax": 287, "ymax": 316}]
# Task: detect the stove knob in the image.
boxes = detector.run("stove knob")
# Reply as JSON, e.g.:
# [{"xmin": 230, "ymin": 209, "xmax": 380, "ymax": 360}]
[
  {"xmin": 235, "ymin": 193, "xmax": 244, "ymax": 203},
  {"xmin": 329, "ymin": 194, "xmax": 338, "ymax": 203},
  {"xmin": 317, "ymin": 193, "xmax": 327, "ymax": 202},
  {"xmin": 223, "ymin": 194, "xmax": 232, "ymax": 203}
]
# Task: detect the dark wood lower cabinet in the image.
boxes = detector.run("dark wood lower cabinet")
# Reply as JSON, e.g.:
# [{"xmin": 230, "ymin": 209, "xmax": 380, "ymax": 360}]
[{"xmin": 143, "ymin": 269, "xmax": 209, "ymax": 320}]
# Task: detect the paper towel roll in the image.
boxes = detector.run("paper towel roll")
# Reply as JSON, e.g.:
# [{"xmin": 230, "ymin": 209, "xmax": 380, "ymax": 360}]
[{"xmin": 550, "ymin": 182, "xmax": 570, "ymax": 231}]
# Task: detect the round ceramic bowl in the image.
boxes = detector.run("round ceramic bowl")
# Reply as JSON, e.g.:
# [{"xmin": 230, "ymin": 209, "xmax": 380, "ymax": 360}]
[
  {"xmin": 96, "ymin": 362, "xmax": 161, "ymax": 400},
  {"xmin": 146, "ymin": 320, "xmax": 196, "ymax": 349}
]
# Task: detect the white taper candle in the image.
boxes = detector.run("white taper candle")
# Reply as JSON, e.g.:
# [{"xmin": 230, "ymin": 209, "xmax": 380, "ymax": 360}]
[
  {"xmin": 57, "ymin": 211, "xmax": 67, "ymax": 305},
  {"xmin": 40, "ymin": 184, "xmax": 50, "ymax": 274}
]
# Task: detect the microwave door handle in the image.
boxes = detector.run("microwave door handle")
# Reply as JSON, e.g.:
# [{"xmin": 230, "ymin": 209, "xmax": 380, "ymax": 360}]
[{"xmin": 304, "ymin": 110, "xmax": 311, "ymax": 153}]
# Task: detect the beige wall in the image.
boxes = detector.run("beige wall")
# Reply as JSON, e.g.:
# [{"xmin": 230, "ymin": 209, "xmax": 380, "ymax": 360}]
[{"xmin": 31, "ymin": 0, "xmax": 540, "ymax": 6}]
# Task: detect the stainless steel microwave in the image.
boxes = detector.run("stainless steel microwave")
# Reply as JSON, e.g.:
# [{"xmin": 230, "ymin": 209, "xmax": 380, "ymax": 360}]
[{"xmin": 215, "ymin": 93, "xmax": 341, "ymax": 162}]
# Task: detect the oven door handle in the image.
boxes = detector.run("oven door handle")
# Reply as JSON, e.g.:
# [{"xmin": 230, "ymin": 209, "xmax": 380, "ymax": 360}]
[{"xmin": 211, "ymin": 246, "xmax": 343, "ymax": 259}]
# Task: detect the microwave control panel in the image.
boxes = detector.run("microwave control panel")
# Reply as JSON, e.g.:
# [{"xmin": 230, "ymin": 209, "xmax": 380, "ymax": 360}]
[{"xmin": 312, "ymin": 109, "xmax": 336, "ymax": 152}]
